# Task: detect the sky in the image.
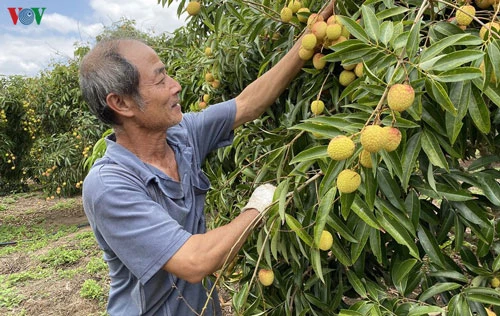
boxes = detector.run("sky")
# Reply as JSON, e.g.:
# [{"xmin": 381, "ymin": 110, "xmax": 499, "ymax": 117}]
[{"xmin": 0, "ymin": 0, "xmax": 187, "ymax": 77}]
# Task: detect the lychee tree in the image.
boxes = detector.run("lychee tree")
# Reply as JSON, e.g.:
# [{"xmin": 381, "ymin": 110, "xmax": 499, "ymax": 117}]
[{"xmin": 156, "ymin": 0, "xmax": 500, "ymax": 315}]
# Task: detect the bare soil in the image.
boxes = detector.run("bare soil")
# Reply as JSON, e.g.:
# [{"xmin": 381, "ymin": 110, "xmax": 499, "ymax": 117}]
[{"xmin": 0, "ymin": 193, "xmax": 234, "ymax": 316}]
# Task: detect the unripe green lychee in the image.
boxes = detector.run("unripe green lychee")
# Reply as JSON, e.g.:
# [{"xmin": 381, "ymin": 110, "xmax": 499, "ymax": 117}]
[
  {"xmin": 342, "ymin": 63, "xmax": 356, "ymax": 71},
  {"xmin": 327, "ymin": 135, "xmax": 355, "ymax": 160},
  {"xmin": 456, "ymin": 5, "xmax": 475, "ymax": 26},
  {"xmin": 312, "ymin": 21, "xmax": 328, "ymax": 41},
  {"xmin": 258, "ymin": 269, "xmax": 275, "ymax": 286},
  {"xmin": 360, "ymin": 125, "xmax": 386, "ymax": 153},
  {"xmin": 359, "ymin": 149, "xmax": 373, "ymax": 168},
  {"xmin": 354, "ymin": 62, "xmax": 363, "ymax": 77},
  {"xmin": 312, "ymin": 53, "xmax": 326, "ymax": 70},
  {"xmin": 280, "ymin": 7, "xmax": 293, "ymax": 23},
  {"xmin": 287, "ymin": 0, "xmax": 302, "ymax": 13},
  {"xmin": 491, "ymin": 276, "xmax": 500, "ymax": 288},
  {"xmin": 311, "ymin": 100, "xmax": 325, "ymax": 115},
  {"xmin": 326, "ymin": 23, "xmax": 342, "ymax": 40},
  {"xmin": 337, "ymin": 169, "xmax": 361, "ymax": 194},
  {"xmin": 298, "ymin": 47, "xmax": 314, "ymax": 60},
  {"xmin": 383, "ymin": 127, "xmax": 402, "ymax": 152},
  {"xmin": 339, "ymin": 70, "xmax": 356, "ymax": 87},
  {"xmin": 387, "ymin": 84, "xmax": 415, "ymax": 112},
  {"xmin": 296, "ymin": 7, "xmax": 310, "ymax": 23},
  {"xmin": 318, "ymin": 230, "xmax": 333, "ymax": 251},
  {"xmin": 186, "ymin": 1, "xmax": 201, "ymax": 15},
  {"xmin": 480, "ymin": 22, "xmax": 500, "ymax": 41},
  {"xmin": 301, "ymin": 33, "xmax": 317, "ymax": 50}
]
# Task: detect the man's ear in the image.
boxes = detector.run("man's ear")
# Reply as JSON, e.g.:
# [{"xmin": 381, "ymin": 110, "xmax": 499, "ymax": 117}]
[{"xmin": 106, "ymin": 93, "xmax": 135, "ymax": 118}]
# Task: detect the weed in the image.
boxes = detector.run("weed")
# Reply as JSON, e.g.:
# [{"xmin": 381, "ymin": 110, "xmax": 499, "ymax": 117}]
[
  {"xmin": 59, "ymin": 267, "xmax": 84, "ymax": 279},
  {"xmin": 48, "ymin": 199, "xmax": 77, "ymax": 211},
  {"xmin": 0, "ymin": 283, "xmax": 24, "ymax": 308},
  {"xmin": 38, "ymin": 246, "xmax": 85, "ymax": 267},
  {"xmin": 86, "ymin": 257, "xmax": 107, "ymax": 274},
  {"xmin": 7, "ymin": 267, "xmax": 50, "ymax": 285},
  {"xmin": 80, "ymin": 279, "xmax": 104, "ymax": 301}
]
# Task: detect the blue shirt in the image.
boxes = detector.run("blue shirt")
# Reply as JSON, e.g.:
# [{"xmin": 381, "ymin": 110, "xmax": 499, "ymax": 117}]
[{"xmin": 82, "ymin": 99, "xmax": 236, "ymax": 316}]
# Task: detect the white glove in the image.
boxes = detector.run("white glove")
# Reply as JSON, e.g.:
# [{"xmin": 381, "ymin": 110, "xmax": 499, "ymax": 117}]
[{"xmin": 242, "ymin": 183, "xmax": 276, "ymax": 214}]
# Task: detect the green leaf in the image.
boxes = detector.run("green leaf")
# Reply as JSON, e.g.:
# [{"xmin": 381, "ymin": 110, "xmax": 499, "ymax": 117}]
[
  {"xmin": 478, "ymin": 175, "xmax": 500, "ymax": 206},
  {"xmin": 352, "ymin": 196, "xmax": 380, "ymax": 229},
  {"xmin": 379, "ymin": 21, "xmax": 394, "ymax": 46},
  {"xmin": 420, "ymin": 50, "xmax": 484, "ymax": 72},
  {"xmin": 289, "ymin": 146, "xmax": 328, "ymax": 164},
  {"xmin": 408, "ymin": 305, "xmax": 444, "ymax": 316},
  {"xmin": 377, "ymin": 168, "xmax": 405, "ymax": 210},
  {"xmin": 428, "ymin": 270, "xmax": 468, "ymax": 283},
  {"xmin": 446, "ymin": 81, "xmax": 469, "ymax": 144},
  {"xmin": 421, "ymin": 128, "xmax": 449, "ymax": 171},
  {"xmin": 285, "ymin": 214, "xmax": 313, "ymax": 247},
  {"xmin": 492, "ymin": 254, "xmax": 500, "ymax": 272},
  {"xmin": 425, "ymin": 78, "xmax": 457, "ymax": 115},
  {"xmin": 350, "ymin": 221, "xmax": 369, "ymax": 263},
  {"xmin": 314, "ymin": 187, "xmax": 336, "ymax": 247},
  {"xmin": 276, "ymin": 179, "xmax": 290, "ymax": 222},
  {"xmin": 419, "ymin": 282, "xmax": 462, "ymax": 302},
  {"xmin": 337, "ymin": 16, "xmax": 370, "ymax": 43},
  {"xmin": 361, "ymin": 5, "xmax": 380, "ymax": 43},
  {"xmin": 406, "ymin": 21, "xmax": 421, "ymax": 60},
  {"xmin": 376, "ymin": 7, "xmax": 409, "ymax": 20},
  {"xmin": 435, "ymin": 67, "xmax": 483, "ymax": 83},
  {"xmin": 326, "ymin": 213, "xmax": 357, "ymax": 242},
  {"xmin": 346, "ymin": 270, "xmax": 367, "ymax": 298},
  {"xmin": 420, "ymin": 34, "xmax": 476, "ymax": 62},
  {"xmin": 417, "ymin": 225, "xmax": 448, "ymax": 269},
  {"xmin": 468, "ymin": 86, "xmax": 491, "ymax": 133},
  {"xmin": 377, "ymin": 213, "xmax": 419, "ymax": 258},
  {"xmin": 340, "ymin": 191, "xmax": 356, "ymax": 220},
  {"xmin": 310, "ymin": 248, "xmax": 324, "ymax": 283},
  {"xmin": 392, "ymin": 258, "xmax": 418, "ymax": 295},
  {"xmin": 402, "ymin": 132, "xmax": 422, "ymax": 191}
]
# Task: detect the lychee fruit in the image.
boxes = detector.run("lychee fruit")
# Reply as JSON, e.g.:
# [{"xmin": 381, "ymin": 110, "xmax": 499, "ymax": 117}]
[
  {"xmin": 354, "ymin": 62, "xmax": 364, "ymax": 77},
  {"xmin": 359, "ymin": 149, "xmax": 373, "ymax": 168},
  {"xmin": 339, "ymin": 70, "xmax": 356, "ymax": 87},
  {"xmin": 312, "ymin": 21, "xmax": 328, "ymax": 41},
  {"xmin": 280, "ymin": 7, "xmax": 293, "ymax": 23},
  {"xmin": 387, "ymin": 83, "xmax": 415, "ymax": 112},
  {"xmin": 199, "ymin": 101, "xmax": 207, "ymax": 109},
  {"xmin": 479, "ymin": 22, "xmax": 500, "ymax": 41},
  {"xmin": 203, "ymin": 94, "xmax": 210, "ymax": 103},
  {"xmin": 342, "ymin": 63, "xmax": 356, "ymax": 71},
  {"xmin": 301, "ymin": 33, "xmax": 317, "ymax": 50},
  {"xmin": 312, "ymin": 53, "xmax": 326, "ymax": 70},
  {"xmin": 326, "ymin": 15, "xmax": 337, "ymax": 25},
  {"xmin": 456, "ymin": 5, "xmax": 475, "ymax": 26},
  {"xmin": 383, "ymin": 127, "xmax": 402, "ymax": 152},
  {"xmin": 326, "ymin": 23, "xmax": 342, "ymax": 40},
  {"xmin": 186, "ymin": 1, "xmax": 201, "ymax": 16},
  {"xmin": 480, "ymin": 60, "xmax": 498, "ymax": 83},
  {"xmin": 307, "ymin": 13, "xmax": 324, "ymax": 29},
  {"xmin": 298, "ymin": 47, "xmax": 314, "ymax": 60},
  {"xmin": 318, "ymin": 230, "xmax": 333, "ymax": 251},
  {"xmin": 475, "ymin": 0, "xmax": 492, "ymax": 9},
  {"xmin": 492, "ymin": 276, "xmax": 500, "ymax": 288},
  {"xmin": 204, "ymin": 47, "xmax": 212, "ymax": 57},
  {"xmin": 205, "ymin": 72, "xmax": 214, "ymax": 83},
  {"xmin": 327, "ymin": 135, "xmax": 355, "ymax": 160},
  {"xmin": 211, "ymin": 79, "xmax": 220, "ymax": 89},
  {"xmin": 360, "ymin": 125, "xmax": 386, "ymax": 153},
  {"xmin": 287, "ymin": 0, "xmax": 302, "ymax": 13},
  {"xmin": 337, "ymin": 169, "xmax": 361, "ymax": 194},
  {"xmin": 296, "ymin": 7, "xmax": 310, "ymax": 23},
  {"xmin": 311, "ymin": 100, "xmax": 325, "ymax": 115},
  {"xmin": 258, "ymin": 269, "xmax": 275, "ymax": 286}
]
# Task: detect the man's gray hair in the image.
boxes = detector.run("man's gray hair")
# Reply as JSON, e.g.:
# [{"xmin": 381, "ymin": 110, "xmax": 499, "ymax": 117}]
[{"xmin": 79, "ymin": 39, "xmax": 144, "ymax": 125}]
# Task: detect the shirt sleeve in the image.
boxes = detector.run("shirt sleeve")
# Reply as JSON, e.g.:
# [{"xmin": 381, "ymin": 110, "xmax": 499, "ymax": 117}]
[
  {"xmin": 88, "ymin": 164, "xmax": 192, "ymax": 284},
  {"xmin": 182, "ymin": 99, "xmax": 237, "ymax": 162}
]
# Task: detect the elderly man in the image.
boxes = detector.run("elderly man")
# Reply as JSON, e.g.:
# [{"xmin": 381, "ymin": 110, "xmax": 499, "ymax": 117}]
[{"xmin": 79, "ymin": 4, "xmax": 332, "ymax": 315}]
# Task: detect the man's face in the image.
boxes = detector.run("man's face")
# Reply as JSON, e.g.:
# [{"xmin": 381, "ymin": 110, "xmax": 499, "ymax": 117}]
[{"xmin": 120, "ymin": 40, "xmax": 183, "ymax": 131}]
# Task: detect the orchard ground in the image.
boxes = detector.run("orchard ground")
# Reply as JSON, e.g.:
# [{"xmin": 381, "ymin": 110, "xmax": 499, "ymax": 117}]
[{"xmin": 0, "ymin": 192, "xmax": 234, "ymax": 316}]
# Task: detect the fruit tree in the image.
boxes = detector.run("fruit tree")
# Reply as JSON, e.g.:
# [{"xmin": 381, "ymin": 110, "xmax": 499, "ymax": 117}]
[{"xmin": 142, "ymin": 0, "xmax": 500, "ymax": 314}]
